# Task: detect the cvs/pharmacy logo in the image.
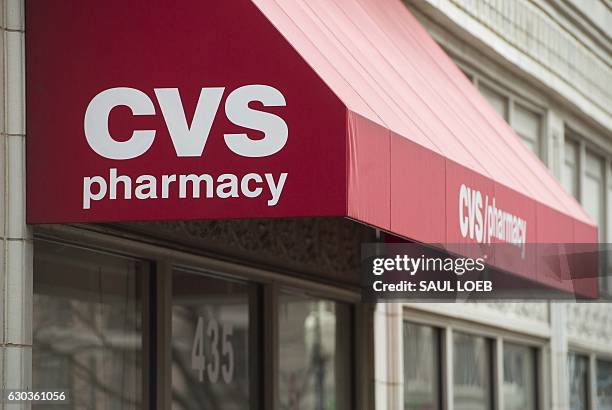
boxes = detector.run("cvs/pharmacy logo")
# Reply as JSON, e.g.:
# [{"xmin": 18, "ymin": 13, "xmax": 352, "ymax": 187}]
[{"xmin": 84, "ymin": 85, "xmax": 288, "ymax": 159}]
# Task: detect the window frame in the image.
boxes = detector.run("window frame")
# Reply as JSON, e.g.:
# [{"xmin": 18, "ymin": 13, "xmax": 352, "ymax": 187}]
[
  {"xmin": 402, "ymin": 308, "xmax": 547, "ymax": 410},
  {"xmin": 562, "ymin": 136, "xmax": 580, "ymax": 199},
  {"xmin": 567, "ymin": 351, "xmax": 592, "ymax": 410},
  {"xmin": 456, "ymin": 63, "xmax": 547, "ymax": 164},
  {"xmin": 32, "ymin": 236, "xmax": 155, "ymax": 410},
  {"xmin": 567, "ymin": 345, "xmax": 612, "ymax": 410},
  {"xmin": 565, "ymin": 127, "xmax": 612, "ymax": 296},
  {"xmin": 502, "ymin": 341, "xmax": 539, "ymax": 410},
  {"xmin": 595, "ymin": 356, "xmax": 612, "ymax": 410},
  {"xmin": 402, "ymin": 320, "xmax": 444, "ymax": 410}
]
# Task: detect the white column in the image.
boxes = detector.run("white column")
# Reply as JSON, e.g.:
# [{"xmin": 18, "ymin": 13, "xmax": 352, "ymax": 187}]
[
  {"xmin": 494, "ymin": 336, "xmax": 505, "ymax": 410},
  {"xmin": 387, "ymin": 303, "xmax": 403, "ymax": 409},
  {"xmin": 374, "ymin": 303, "xmax": 389, "ymax": 409},
  {"xmin": 1, "ymin": 0, "xmax": 32, "ymax": 409},
  {"xmin": 550, "ymin": 303, "xmax": 569, "ymax": 410},
  {"xmin": 374, "ymin": 303, "xmax": 404, "ymax": 409}
]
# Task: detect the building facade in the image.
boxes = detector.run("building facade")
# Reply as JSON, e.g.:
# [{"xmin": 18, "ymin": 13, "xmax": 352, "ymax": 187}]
[
  {"xmin": 384, "ymin": 1, "xmax": 612, "ymax": 409},
  {"xmin": 0, "ymin": 1, "xmax": 610, "ymax": 410}
]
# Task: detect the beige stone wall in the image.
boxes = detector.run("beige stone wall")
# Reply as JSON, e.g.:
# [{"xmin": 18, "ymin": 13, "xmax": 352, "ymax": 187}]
[
  {"xmin": 407, "ymin": 0, "xmax": 612, "ymax": 132},
  {"xmin": 0, "ymin": 0, "xmax": 32, "ymax": 407},
  {"xmin": 394, "ymin": 1, "xmax": 612, "ymax": 409}
]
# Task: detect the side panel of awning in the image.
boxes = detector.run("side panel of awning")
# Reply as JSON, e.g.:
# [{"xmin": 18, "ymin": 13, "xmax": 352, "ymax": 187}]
[{"xmin": 346, "ymin": 108, "xmax": 597, "ymax": 243}]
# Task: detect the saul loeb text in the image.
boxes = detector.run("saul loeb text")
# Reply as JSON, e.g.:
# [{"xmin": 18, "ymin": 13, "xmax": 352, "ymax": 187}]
[{"xmin": 367, "ymin": 253, "xmax": 493, "ymax": 299}]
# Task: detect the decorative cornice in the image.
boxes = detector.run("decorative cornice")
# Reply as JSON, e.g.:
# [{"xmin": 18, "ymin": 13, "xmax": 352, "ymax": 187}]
[{"xmin": 567, "ymin": 303, "xmax": 612, "ymax": 349}]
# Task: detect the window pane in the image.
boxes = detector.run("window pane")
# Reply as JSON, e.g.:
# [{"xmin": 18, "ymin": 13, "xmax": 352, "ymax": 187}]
[
  {"xmin": 520, "ymin": 138, "xmax": 538, "ymax": 155},
  {"xmin": 597, "ymin": 359, "xmax": 612, "ymax": 410},
  {"xmin": 172, "ymin": 270, "xmax": 255, "ymax": 410},
  {"xmin": 584, "ymin": 151, "xmax": 605, "ymax": 241},
  {"xmin": 403, "ymin": 322, "xmax": 440, "ymax": 410},
  {"xmin": 608, "ymin": 162, "xmax": 612, "ymax": 242},
  {"xmin": 563, "ymin": 139, "xmax": 579, "ymax": 198},
  {"xmin": 460, "ymin": 68, "xmax": 473, "ymax": 82},
  {"xmin": 453, "ymin": 333, "xmax": 492, "ymax": 410},
  {"xmin": 513, "ymin": 104, "xmax": 541, "ymax": 157},
  {"xmin": 33, "ymin": 240, "xmax": 145, "ymax": 410},
  {"xmin": 607, "ymin": 165, "xmax": 612, "ymax": 294},
  {"xmin": 606, "ymin": 162, "xmax": 612, "ymax": 243},
  {"xmin": 503, "ymin": 343, "xmax": 537, "ymax": 410},
  {"xmin": 479, "ymin": 83, "xmax": 508, "ymax": 120},
  {"xmin": 568, "ymin": 353, "xmax": 589, "ymax": 410},
  {"xmin": 278, "ymin": 292, "xmax": 352, "ymax": 410}
]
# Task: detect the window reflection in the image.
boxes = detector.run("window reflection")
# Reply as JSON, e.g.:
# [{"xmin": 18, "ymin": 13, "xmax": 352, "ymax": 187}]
[
  {"xmin": 568, "ymin": 353, "xmax": 589, "ymax": 410},
  {"xmin": 597, "ymin": 359, "xmax": 612, "ymax": 410},
  {"xmin": 453, "ymin": 332, "xmax": 492, "ymax": 410},
  {"xmin": 503, "ymin": 343, "xmax": 536, "ymax": 410},
  {"xmin": 172, "ymin": 270, "xmax": 254, "ymax": 410},
  {"xmin": 403, "ymin": 322, "xmax": 440, "ymax": 410},
  {"xmin": 278, "ymin": 292, "xmax": 351, "ymax": 410},
  {"xmin": 33, "ymin": 240, "xmax": 145, "ymax": 410}
]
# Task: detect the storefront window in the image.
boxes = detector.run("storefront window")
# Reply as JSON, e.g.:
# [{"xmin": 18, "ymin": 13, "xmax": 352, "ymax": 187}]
[
  {"xmin": 453, "ymin": 332, "xmax": 493, "ymax": 410},
  {"xmin": 33, "ymin": 239, "xmax": 146, "ymax": 409},
  {"xmin": 403, "ymin": 322, "xmax": 441, "ymax": 410},
  {"xmin": 597, "ymin": 359, "xmax": 612, "ymax": 410},
  {"xmin": 172, "ymin": 269, "xmax": 256, "ymax": 410},
  {"xmin": 503, "ymin": 343, "xmax": 537, "ymax": 410},
  {"xmin": 278, "ymin": 291, "xmax": 352, "ymax": 410},
  {"xmin": 568, "ymin": 353, "xmax": 589, "ymax": 410}
]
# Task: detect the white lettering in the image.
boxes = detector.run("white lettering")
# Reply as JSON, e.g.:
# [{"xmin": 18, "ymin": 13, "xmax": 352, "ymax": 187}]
[
  {"xmin": 459, "ymin": 184, "xmax": 469, "ymax": 237},
  {"xmin": 83, "ymin": 176, "xmax": 107, "ymax": 209},
  {"xmin": 265, "ymin": 172, "xmax": 288, "ymax": 206},
  {"xmin": 135, "ymin": 175, "xmax": 157, "ymax": 199},
  {"xmin": 84, "ymin": 87, "xmax": 156, "ymax": 159},
  {"xmin": 216, "ymin": 174, "xmax": 239, "ymax": 198},
  {"xmin": 179, "ymin": 174, "xmax": 214, "ymax": 199},
  {"xmin": 82, "ymin": 170, "xmax": 288, "ymax": 209},
  {"xmin": 459, "ymin": 184, "xmax": 527, "ymax": 257},
  {"xmin": 224, "ymin": 85, "xmax": 288, "ymax": 157},
  {"xmin": 154, "ymin": 88, "xmax": 224, "ymax": 157},
  {"xmin": 109, "ymin": 168, "xmax": 131, "ymax": 200},
  {"xmin": 240, "ymin": 173, "xmax": 263, "ymax": 198}
]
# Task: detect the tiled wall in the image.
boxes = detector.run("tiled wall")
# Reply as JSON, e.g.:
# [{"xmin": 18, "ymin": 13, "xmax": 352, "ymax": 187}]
[{"xmin": 1, "ymin": 0, "xmax": 32, "ymax": 407}]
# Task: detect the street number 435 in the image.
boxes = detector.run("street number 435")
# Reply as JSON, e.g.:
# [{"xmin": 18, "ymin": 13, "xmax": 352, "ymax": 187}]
[{"xmin": 191, "ymin": 317, "xmax": 234, "ymax": 384}]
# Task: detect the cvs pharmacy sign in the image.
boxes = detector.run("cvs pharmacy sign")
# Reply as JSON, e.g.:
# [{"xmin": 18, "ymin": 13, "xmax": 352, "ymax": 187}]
[
  {"xmin": 84, "ymin": 85, "xmax": 288, "ymax": 160},
  {"xmin": 26, "ymin": 0, "xmax": 346, "ymax": 224},
  {"xmin": 81, "ymin": 86, "xmax": 289, "ymax": 210},
  {"xmin": 459, "ymin": 184, "xmax": 528, "ymax": 257}
]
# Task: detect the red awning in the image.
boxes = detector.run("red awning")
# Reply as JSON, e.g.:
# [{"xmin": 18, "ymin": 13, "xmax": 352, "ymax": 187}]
[
  {"xmin": 249, "ymin": 0, "xmax": 599, "ymax": 295},
  {"xmin": 251, "ymin": 0, "xmax": 595, "ymax": 244},
  {"xmin": 26, "ymin": 0, "xmax": 597, "ymax": 293}
]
